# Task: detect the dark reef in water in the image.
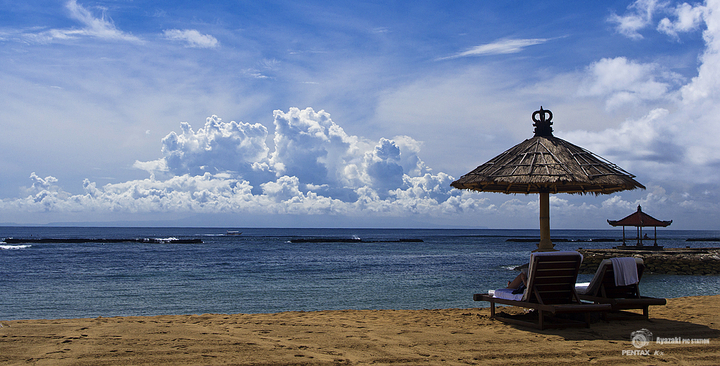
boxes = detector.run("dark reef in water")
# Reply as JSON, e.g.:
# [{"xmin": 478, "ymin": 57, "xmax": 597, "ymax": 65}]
[
  {"xmin": 3, "ymin": 237, "xmax": 203, "ymax": 244},
  {"xmin": 290, "ymin": 238, "xmax": 423, "ymax": 243},
  {"xmin": 506, "ymin": 238, "xmax": 622, "ymax": 242}
]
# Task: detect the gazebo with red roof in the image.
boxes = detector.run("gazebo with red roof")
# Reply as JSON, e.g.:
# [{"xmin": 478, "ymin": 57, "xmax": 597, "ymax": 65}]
[{"xmin": 607, "ymin": 205, "xmax": 672, "ymax": 247}]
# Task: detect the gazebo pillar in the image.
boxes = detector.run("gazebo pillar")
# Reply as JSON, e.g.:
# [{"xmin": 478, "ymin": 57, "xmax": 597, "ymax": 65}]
[
  {"xmin": 535, "ymin": 192, "xmax": 556, "ymax": 252},
  {"xmin": 654, "ymin": 226, "xmax": 658, "ymax": 246}
]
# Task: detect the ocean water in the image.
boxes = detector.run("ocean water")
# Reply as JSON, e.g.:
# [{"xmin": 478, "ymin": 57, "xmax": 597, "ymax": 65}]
[{"xmin": 1, "ymin": 227, "xmax": 719, "ymax": 321}]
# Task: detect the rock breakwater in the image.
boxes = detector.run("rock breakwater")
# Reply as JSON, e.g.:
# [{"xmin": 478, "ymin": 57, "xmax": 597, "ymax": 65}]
[{"xmin": 577, "ymin": 248, "xmax": 720, "ymax": 275}]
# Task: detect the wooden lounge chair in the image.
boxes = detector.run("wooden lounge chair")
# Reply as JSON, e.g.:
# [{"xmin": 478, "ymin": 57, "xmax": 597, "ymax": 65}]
[
  {"xmin": 576, "ymin": 258, "xmax": 666, "ymax": 319},
  {"xmin": 474, "ymin": 251, "xmax": 612, "ymax": 329}
]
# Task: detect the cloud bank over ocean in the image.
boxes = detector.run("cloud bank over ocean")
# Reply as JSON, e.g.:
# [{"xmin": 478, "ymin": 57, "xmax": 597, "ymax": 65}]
[{"xmin": 3, "ymin": 108, "xmax": 475, "ymax": 226}]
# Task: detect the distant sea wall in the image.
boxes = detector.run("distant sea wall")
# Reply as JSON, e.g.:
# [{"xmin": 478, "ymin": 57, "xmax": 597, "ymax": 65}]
[{"xmin": 577, "ymin": 248, "xmax": 720, "ymax": 275}]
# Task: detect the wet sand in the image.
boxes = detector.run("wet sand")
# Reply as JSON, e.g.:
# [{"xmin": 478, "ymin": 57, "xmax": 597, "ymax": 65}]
[{"xmin": 2, "ymin": 295, "xmax": 719, "ymax": 365}]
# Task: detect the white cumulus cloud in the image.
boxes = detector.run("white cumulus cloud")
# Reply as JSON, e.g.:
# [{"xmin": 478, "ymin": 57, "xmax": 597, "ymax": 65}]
[
  {"xmin": 658, "ymin": 2, "xmax": 707, "ymax": 38},
  {"xmin": 609, "ymin": 0, "xmax": 665, "ymax": 40},
  {"xmin": 579, "ymin": 57, "xmax": 681, "ymax": 109},
  {"xmin": 141, "ymin": 115, "xmax": 272, "ymax": 186},
  {"xmin": 10, "ymin": 107, "xmax": 464, "ymax": 222},
  {"xmin": 611, "ymin": 0, "xmax": 708, "ymax": 40}
]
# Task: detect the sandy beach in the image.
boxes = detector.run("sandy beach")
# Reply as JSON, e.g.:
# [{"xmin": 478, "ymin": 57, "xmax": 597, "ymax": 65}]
[{"xmin": 2, "ymin": 295, "xmax": 719, "ymax": 365}]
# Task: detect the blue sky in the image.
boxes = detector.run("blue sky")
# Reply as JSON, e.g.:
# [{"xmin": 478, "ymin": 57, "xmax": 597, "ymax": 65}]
[{"xmin": 0, "ymin": 0, "xmax": 718, "ymax": 229}]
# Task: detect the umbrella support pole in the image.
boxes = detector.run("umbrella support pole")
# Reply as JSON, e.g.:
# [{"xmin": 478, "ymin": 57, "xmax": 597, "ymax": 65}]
[{"xmin": 535, "ymin": 192, "xmax": 556, "ymax": 252}]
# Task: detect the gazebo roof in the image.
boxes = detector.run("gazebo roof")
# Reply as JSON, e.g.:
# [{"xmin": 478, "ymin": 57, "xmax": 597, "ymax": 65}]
[{"xmin": 607, "ymin": 205, "xmax": 672, "ymax": 227}]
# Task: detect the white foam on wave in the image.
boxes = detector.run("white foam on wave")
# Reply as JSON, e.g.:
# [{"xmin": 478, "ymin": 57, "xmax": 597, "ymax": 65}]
[
  {"xmin": 156, "ymin": 237, "xmax": 179, "ymax": 243},
  {"xmin": 0, "ymin": 244, "xmax": 32, "ymax": 250}
]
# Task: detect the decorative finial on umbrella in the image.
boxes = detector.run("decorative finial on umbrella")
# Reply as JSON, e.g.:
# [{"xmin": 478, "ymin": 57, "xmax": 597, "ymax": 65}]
[{"xmin": 532, "ymin": 106, "xmax": 553, "ymax": 137}]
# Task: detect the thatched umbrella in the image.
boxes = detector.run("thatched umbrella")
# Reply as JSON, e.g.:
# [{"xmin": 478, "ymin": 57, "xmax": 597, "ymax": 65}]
[{"xmin": 451, "ymin": 107, "xmax": 645, "ymax": 251}]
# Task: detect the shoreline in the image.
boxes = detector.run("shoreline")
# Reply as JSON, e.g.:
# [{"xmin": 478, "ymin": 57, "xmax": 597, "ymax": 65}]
[
  {"xmin": 0, "ymin": 288, "xmax": 714, "ymax": 322},
  {"xmin": 2, "ymin": 295, "xmax": 720, "ymax": 365}
]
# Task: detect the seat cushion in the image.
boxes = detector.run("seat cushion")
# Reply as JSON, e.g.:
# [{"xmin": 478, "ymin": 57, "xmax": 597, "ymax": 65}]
[{"xmin": 491, "ymin": 288, "xmax": 524, "ymax": 301}]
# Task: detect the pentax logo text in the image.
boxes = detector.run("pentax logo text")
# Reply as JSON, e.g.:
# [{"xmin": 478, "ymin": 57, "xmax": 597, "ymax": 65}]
[
  {"xmin": 622, "ymin": 328, "xmax": 663, "ymax": 357},
  {"xmin": 622, "ymin": 349, "xmax": 665, "ymax": 356}
]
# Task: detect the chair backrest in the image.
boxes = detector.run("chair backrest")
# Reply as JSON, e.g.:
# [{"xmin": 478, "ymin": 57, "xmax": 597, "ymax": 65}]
[
  {"xmin": 583, "ymin": 257, "xmax": 644, "ymax": 298},
  {"xmin": 524, "ymin": 251, "xmax": 583, "ymax": 304},
  {"xmin": 598, "ymin": 259, "xmax": 644, "ymax": 298}
]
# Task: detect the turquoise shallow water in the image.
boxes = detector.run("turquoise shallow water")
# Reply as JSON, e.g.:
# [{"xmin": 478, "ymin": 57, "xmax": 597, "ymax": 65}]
[{"xmin": 1, "ymin": 227, "xmax": 719, "ymax": 320}]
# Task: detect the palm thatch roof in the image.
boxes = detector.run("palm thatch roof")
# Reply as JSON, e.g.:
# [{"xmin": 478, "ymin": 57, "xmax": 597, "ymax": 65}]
[{"xmin": 451, "ymin": 108, "xmax": 645, "ymax": 195}]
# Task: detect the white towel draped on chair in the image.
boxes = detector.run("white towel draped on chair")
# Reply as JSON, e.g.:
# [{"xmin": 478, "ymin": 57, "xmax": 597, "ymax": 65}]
[{"xmin": 611, "ymin": 257, "xmax": 639, "ymax": 286}]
